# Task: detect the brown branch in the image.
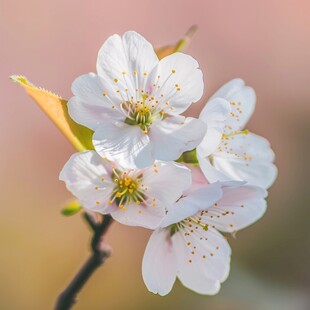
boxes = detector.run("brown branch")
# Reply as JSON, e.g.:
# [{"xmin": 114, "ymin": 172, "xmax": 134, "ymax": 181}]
[{"xmin": 55, "ymin": 213, "xmax": 113, "ymax": 310}]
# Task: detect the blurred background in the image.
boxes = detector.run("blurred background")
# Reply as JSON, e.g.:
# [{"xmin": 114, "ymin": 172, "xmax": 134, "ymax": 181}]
[{"xmin": 1, "ymin": 0, "xmax": 309, "ymax": 309}]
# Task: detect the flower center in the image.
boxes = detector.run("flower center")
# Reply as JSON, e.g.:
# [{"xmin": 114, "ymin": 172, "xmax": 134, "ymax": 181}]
[
  {"xmin": 170, "ymin": 223, "xmax": 180, "ymax": 236},
  {"xmin": 109, "ymin": 169, "xmax": 145, "ymax": 210},
  {"xmin": 102, "ymin": 69, "xmax": 181, "ymax": 133},
  {"xmin": 170, "ymin": 217, "xmax": 208, "ymax": 236},
  {"xmin": 124, "ymin": 94, "xmax": 163, "ymax": 133}
]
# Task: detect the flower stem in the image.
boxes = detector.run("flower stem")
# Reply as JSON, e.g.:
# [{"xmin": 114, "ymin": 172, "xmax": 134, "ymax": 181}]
[{"xmin": 55, "ymin": 213, "xmax": 113, "ymax": 310}]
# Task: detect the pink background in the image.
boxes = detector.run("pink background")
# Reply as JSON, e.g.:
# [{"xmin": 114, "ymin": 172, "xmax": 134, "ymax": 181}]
[{"xmin": 1, "ymin": 0, "xmax": 309, "ymax": 309}]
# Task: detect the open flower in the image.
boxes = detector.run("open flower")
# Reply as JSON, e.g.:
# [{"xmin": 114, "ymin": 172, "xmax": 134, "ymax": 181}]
[
  {"xmin": 142, "ymin": 168, "xmax": 267, "ymax": 295},
  {"xmin": 59, "ymin": 151, "xmax": 191, "ymax": 229},
  {"xmin": 197, "ymin": 79, "xmax": 277, "ymax": 188},
  {"xmin": 68, "ymin": 31, "xmax": 206, "ymax": 169}
]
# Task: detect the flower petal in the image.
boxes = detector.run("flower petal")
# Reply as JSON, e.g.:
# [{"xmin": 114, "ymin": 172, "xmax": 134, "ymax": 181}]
[
  {"xmin": 96, "ymin": 31, "xmax": 159, "ymax": 100},
  {"xmin": 59, "ymin": 151, "xmax": 116, "ymax": 213},
  {"xmin": 149, "ymin": 116, "xmax": 206, "ymax": 162},
  {"xmin": 185, "ymin": 164, "xmax": 209, "ymax": 192},
  {"xmin": 213, "ymin": 156, "xmax": 277, "ymax": 189},
  {"xmin": 202, "ymin": 185, "xmax": 267, "ymax": 233},
  {"xmin": 198, "ymin": 97, "xmax": 231, "ymax": 157},
  {"xmin": 68, "ymin": 73, "xmax": 123, "ymax": 131},
  {"xmin": 156, "ymin": 52, "xmax": 204, "ymax": 115},
  {"xmin": 161, "ymin": 182, "xmax": 223, "ymax": 227},
  {"xmin": 197, "ymin": 152, "xmax": 230, "ymax": 182},
  {"xmin": 210, "ymin": 79, "xmax": 256, "ymax": 131},
  {"xmin": 142, "ymin": 161, "xmax": 192, "ymax": 207},
  {"xmin": 142, "ymin": 228, "xmax": 177, "ymax": 296},
  {"xmin": 93, "ymin": 120, "xmax": 153, "ymax": 169},
  {"xmin": 111, "ymin": 201, "xmax": 165, "ymax": 229},
  {"xmin": 200, "ymin": 97, "xmax": 231, "ymax": 124},
  {"xmin": 212, "ymin": 133, "xmax": 277, "ymax": 188},
  {"xmin": 174, "ymin": 226, "xmax": 231, "ymax": 295}
]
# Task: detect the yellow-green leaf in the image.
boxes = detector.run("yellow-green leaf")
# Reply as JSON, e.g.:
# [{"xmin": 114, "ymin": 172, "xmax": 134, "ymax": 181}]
[
  {"xmin": 61, "ymin": 199, "xmax": 83, "ymax": 216},
  {"xmin": 10, "ymin": 75, "xmax": 94, "ymax": 151},
  {"xmin": 155, "ymin": 25, "xmax": 197, "ymax": 59}
]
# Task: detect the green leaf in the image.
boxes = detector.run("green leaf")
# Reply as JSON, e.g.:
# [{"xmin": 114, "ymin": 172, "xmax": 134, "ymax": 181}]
[
  {"xmin": 61, "ymin": 199, "xmax": 83, "ymax": 216},
  {"xmin": 10, "ymin": 75, "xmax": 94, "ymax": 151},
  {"xmin": 176, "ymin": 149, "xmax": 199, "ymax": 164}
]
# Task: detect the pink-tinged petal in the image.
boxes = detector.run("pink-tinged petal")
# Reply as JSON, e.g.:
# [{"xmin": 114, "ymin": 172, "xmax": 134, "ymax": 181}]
[
  {"xmin": 93, "ymin": 120, "xmax": 154, "ymax": 169},
  {"xmin": 190, "ymin": 164, "xmax": 208, "ymax": 187},
  {"xmin": 68, "ymin": 74, "xmax": 124, "ymax": 131},
  {"xmin": 96, "ymin": 31, "xmax": 159, "ymax": 100},
  {"xmin": 198, "ymin": 98, "xmax": 231, "ymax": 157},
  {"xmin": 59, "ymin": 151, "xmax": 116, "ymax": 214},
  {"xmin": 142, "ymin": 228, "xmax": 177, "ymax": 296},
  {"xmin": 213, "ymin": 133, "xmax": 277, "ymax": 188},
  {"xmin": 210, "ymin": 79, "xmax": 256, "ymax": 131},
  {"xmin": 220, "ymin": 184, "xmax": 267, "ymax": 204},
  {"xmin": 182, "ymin": 164, "xmax": 208, "ymax": 194},
  {"xmin": 173, "ymin": 226, "xmax": 231, "ymax": 295},
  {"xmin": 161, "ymin": 182, "xmax": 223, "ymax": 227},
  {"xmin": 202, "ymin": 185, "xmax": 267, "ymax": 233},
  {"xmin": 111, "ymin": 201, "xmax": 165, "ymax": 229},
  {"xmin": 142, "ymin": 161, "xmax": 192, "ymax": 206},
  {"xmin": 149, "ymin": 116, "xmax": 206, "ymax": 162},
  {"xmin": 155, "ymin": 52, "xmax": 204, "ymax": 115}
]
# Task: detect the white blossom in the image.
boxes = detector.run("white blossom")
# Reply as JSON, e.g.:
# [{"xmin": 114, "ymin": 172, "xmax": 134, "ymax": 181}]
[
  {"xmin": 59, "ymin": 151, "xmax": 191, "ymax": 229},
  {"xmin": 197, "ymin": 79, "xmax": 277, "ymax": 188},
  {"xmin": 68, "ymin": 31, "xmax": 206, "ymax": 169},
  {"xmin": 142, "ymin": 167, "xmax": 267, "ymax": 295}
]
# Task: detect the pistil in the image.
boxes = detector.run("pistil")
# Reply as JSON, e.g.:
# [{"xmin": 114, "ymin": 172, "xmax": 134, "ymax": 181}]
[{"xmin": 109, "ymin": 169, "xmax": 145, "ymax": 210}]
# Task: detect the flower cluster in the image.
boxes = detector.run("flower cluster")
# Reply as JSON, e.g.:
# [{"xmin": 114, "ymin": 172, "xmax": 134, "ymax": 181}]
[{"xmin": 60, "ymin": 31, "xmax": 277, "ymax": 296}]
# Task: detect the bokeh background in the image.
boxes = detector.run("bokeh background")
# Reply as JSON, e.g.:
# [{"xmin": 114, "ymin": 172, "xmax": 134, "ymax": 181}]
[{"xmin": 1, "ymin": 0, "xmax": 309, "ymax": 309}]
